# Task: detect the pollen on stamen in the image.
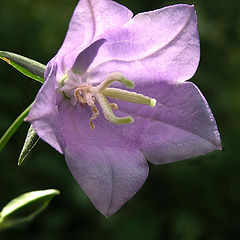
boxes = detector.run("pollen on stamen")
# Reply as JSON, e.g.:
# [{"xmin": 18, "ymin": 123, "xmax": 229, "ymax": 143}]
[
  {"xmin": 74, "ymin": 88, "xmax": 87, "ymax": 104},
  {"xmin": 109, "ymin": 103, "xmax": 118, "ymax": 111},
  {"xmin": 89, "ymin": 105, "xmax": 99, "ymax": 129}
]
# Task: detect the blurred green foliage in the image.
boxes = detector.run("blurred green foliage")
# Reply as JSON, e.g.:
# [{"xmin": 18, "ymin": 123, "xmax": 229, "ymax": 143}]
[{"xmin": 0, "ymin": 0, "xmax": 239, "ymax": 239}]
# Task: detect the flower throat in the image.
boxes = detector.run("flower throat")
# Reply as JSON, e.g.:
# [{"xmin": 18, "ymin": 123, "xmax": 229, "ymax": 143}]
[{"xmin": 61, "ymin": 72, "xmax": 157, "ymax": 129}]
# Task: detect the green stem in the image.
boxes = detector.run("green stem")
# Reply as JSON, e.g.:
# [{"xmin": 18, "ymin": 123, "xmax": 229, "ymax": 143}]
[{"xmin": 0, "ymin": 103, "xmax": 33, "ymax": 152}]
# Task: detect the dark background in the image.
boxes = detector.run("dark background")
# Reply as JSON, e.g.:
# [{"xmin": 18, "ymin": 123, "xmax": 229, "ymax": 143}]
[{"xmin": 0, "ymin": 0, "xmax": 239, "ymax": 239}]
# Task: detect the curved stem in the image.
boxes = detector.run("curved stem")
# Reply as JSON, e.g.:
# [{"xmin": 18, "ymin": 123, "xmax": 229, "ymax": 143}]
[{"xmin": 0, "ymin": 103, "xmax": 33, "ymax": 152}]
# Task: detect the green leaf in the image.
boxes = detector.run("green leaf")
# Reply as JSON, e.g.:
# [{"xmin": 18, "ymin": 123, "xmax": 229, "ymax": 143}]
[
  {"xmin": 0, "ymin": 189, "xmax": 60, "ymax": 230},
  {"xmin": 0, "ymin": 103, "xmax": 33, "ymax": 152},
  {"xmin": 0, "ymin": 51, "xmax": 45, "ymax": 83},
  {"xmin": 18, "ymin": 126, "xmax": 39, "ymax": 166}
]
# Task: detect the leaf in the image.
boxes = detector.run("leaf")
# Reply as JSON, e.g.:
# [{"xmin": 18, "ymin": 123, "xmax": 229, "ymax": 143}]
[
  {"xmin": 0, "ymin": 51, "xmax": 45, "ymax": 83},
  {"xmin": 0, "ymin": 189, "xmax": 60, "ymax": 230},
  {"xmin": 0, "ymin": 103, "xmax": 33, "ymax": 152},
  {"xmin": 18, "ymin": 126, "xmax": 40, "ymax": 166}
]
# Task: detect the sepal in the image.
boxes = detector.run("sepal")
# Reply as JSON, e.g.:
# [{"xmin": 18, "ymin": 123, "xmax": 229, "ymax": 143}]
[{"xmin": 18, "ymin": 126, "xmax": 39, "ymax": 166}]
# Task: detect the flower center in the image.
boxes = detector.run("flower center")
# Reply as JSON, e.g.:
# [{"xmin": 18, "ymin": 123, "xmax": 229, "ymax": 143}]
[{"xmin": 60, "ymin": 72, "xmax": 156, "ymax": 129}]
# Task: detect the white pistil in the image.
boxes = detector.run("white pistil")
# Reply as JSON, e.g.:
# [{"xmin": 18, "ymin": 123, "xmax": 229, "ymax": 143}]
[
  {"xmin": 102, "ymin": 88, "xmax": 157, "ymax": 108},
  {"xmin": 95, "ymin": 93, "xmax": 134, "ymax": 125},
  {"xmin": 96, "ymin": 72, "xmax": 135, "ymax": 92},
  {"xmin": 73, "ymin": 72, "xmax": 157, "ymax": 129}
]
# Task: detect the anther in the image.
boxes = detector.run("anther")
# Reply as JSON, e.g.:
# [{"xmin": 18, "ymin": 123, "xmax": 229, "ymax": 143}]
[
  {"xmin": 74, "ymin": 88, "xmax": 87, "ymax": 104},
  {"xmin": 89, "ymin": 105, "xmax": 99, "ymax": 129}
]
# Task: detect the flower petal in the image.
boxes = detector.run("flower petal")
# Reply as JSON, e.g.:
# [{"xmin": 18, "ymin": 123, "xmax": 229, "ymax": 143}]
[
  {"xmin": 26, "ymin": 64, "xmax": 64, "ymax": 153},
  {"xmin": 71, "ymin": 38, "xmax": 106, "ymax": 74},
  {"xmin": 55, "ymin": 0, "xmax": 133, "ymax": 68},
  {"xmin": 88, "ymin": 4, "xmax": 199, "ymax": 84},
  {"xmin": 57, "ymin": 101, "xmax": 148, "ymax": 216},
  {"xmin": 65, "ymin": 147, "xmax": 148, "ymax": 217},
  {"xmin": 114, "ymin": 81, "xmax": 221, "ymax": 164}
]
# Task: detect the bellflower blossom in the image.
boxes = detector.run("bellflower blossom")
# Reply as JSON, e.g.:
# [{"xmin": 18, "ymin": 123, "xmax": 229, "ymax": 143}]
[{"xmin": 26, "ymin": 0, "xmax": 221, "ymax": 216}]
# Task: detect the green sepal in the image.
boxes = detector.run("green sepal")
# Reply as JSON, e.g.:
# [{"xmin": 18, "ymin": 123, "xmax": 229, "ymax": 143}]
[
  {"xmin": 0, "ymin": 189, "xmax": 60, "ymax": 230},
  {"xmin": 0, "ymin": 51, "xmax": 45, "ymax": 83},
  {"xmin": 18, "ymin": 126, "xmax": 39, "ymax": 166}
]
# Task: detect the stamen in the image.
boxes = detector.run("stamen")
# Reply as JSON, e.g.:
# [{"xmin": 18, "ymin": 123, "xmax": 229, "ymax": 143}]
[
  {"xmin": 74, "ymin": 88, "xmax": 87, "ymax": 104},
  {"xmin": 89, "ymin": 105, "xmax": 99, "ymax": 129}
]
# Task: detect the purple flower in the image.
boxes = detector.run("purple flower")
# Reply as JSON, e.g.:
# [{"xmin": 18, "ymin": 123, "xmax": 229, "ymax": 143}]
[{"xmin": 26, "ymin": 0, "xmax": 221, "ymax": 216}]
